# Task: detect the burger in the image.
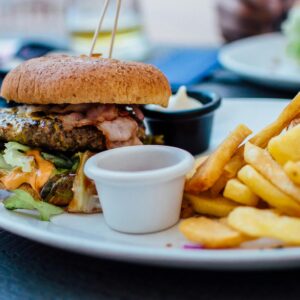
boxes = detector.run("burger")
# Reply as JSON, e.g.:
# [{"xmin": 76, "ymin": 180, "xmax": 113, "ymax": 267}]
[{"xmin": 0, "ymin": 55, "xmax": 171, "ymax": 217}]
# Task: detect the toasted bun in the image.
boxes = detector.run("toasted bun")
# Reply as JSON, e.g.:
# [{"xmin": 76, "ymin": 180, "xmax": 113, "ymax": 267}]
[{"xmin": 1, "ymin": 55, "xmax": 171, "ymax": 106}]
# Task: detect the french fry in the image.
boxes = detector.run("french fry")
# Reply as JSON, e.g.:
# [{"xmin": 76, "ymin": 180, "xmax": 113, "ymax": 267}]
[
  {"xmin": 238, "ymin": 165, "xmax": 300, "ymax": 217},
  {"xmin": 210, "ymin": 175, "xmax": 229, "ymax": 197},
  {"xmin": 284, "ymin": 161, "xmax": 300, "ymax": 185},
  {"xmin": 185, "ymin": 193, "xmax": 239, "ymax": 218},
  {"xmin": 179, "ymin": 217, "xmax": 248, "ymax": 248},
  {"xmin": 268, "ymin": 124, "xmax": 300, "ymax": 165},
  {"xmin": 250, "ymin": 92, "xmax": 300, "ymax": 148},
  {"xmin": 209, "ymin": 151, "xmax": 245, "ymax": 197},
  {"xmin": 223, "ymin": 148, "xmax": 245, "ymax": 177},
  {"xmin": 216, "ymin": 92, "xmax": 300, "ymax": 192},
  {"xmin": 223, "ymin": 178, "xmax": 259, "ymax": 206},
  {"xmin": 185, "ymin": 124, "xmax": 252, "ymax": 193},
  {"xmin": 287, "ymin": 115, "xmax": 300, "ymax": 129},
  {"xmin": 218, "ymin": 217, "xmax": 230, "ymax": 226},
  {"xmin": 244, "ymin": 142, "xmax": 300, "ymax": 202},
  {"xmin": 228, "ymin": 207, "xmax": 300, "ymax": 245},
  {"xmin": 213, "ymin": 160, "xmax": 244, "ymax": 195},
  {"xmin": 186, "ymin": 156, "xmax": 208, "ymax": 180},
  {"xmin": 180, "ymin": 196, "xmax": 195, "ymax": 219}
]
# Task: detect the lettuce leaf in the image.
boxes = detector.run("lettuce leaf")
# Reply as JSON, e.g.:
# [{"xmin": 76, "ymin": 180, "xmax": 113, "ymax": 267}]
[
  {"xmin": 3, "ymin": 189, "xmax": 64, "ymax": 221},
  {"xmin": 0, "ymin": 154, "xmax": 12, "ymax": 170},
  {"xmin": 3, "ymin": 142, "xmax": 34, "ymax": 172}
]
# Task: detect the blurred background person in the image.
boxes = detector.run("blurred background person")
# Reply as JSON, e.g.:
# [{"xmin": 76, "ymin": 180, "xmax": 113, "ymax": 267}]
[{"xmin": 217, "ymin": 0, "xmax": 296, "ymax": 42}]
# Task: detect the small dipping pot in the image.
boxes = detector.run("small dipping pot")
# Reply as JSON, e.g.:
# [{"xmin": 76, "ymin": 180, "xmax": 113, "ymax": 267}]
[
  {"xmin": 142, "ymin": 89, "xmax": 221, "ymax": 155},
  {"xmin": 84, "ymin": 145, "xmax": 194, "ymax": 234}
]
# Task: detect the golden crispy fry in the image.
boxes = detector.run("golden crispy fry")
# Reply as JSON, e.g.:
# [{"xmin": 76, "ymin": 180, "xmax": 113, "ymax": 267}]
[
  {"xmin": 268, "ymin": 124, "xmax": 300, "ymax": 165},
  {"xmin": 217, "ymin": 93, "xmax": 300, "ymax": 191},
  {"xmin": 185, "ymin": 193, "xmax": 239, "ymax": 218},
  {"xmin": 209, "ymin": 151, "xmax": 246, "ymax": 197},
  {"xmin": 210, "ymin": 175, "xmax": 230, "ymax": 197},
  {"xmin": 244, "ymin": 142, "xmax": 300, "ymax": 202},
  {"xmin": 218, "ymin": 217, "xmax": 230, "ymax": 226},
  {"xmin": 185, "ymin": 124, "xmax": 252, "ymax": 193},
  {"xmin": 179, "ymin": 217, "xmax": 248, "ymax": 248},
  {"xmin": 186, "ymin": 156, "xmax": 208, "ymax": 180},
  {"xmin": 288, "ymin": 115, "xmax": 300, "ymax": 129},
  {"xmin": 250, "ymin": 92, "xmax": 300, "ymax": 148},
  {"xmin": 180, "ymin": 196, "xmax": 195, "ymax": 219},
  {"xmin": 223, "ymin": 148, "xmax": 245, "ymax": 177},
  {"xmin": 238, "ymin": 165, "xmax": 300, "ymax": 217},
  {"xmin": 228, "ymin": 207, "xmax": 300, "ymax": 245},
  {"xmin": 214, "ymin": 161, "xmax": 245, "ymax": 195},
  {"xmin": 223, "ymin": 178, "xmax": 259, "ymax": 206},
  {"xmin": 284, "ymin": 161, "xmax": 300, "ymax": 185}
]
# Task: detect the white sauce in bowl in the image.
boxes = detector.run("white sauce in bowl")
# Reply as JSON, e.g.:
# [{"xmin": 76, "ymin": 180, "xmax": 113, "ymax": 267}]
[{"xmin": 147, "ymin": 86, "xmax": 203, "ymax": 112}]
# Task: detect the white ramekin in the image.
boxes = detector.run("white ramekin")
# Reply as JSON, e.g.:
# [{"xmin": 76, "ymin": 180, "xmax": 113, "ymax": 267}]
[{"xmin": 84, "ymin": 145, "xmax": 194, "ymax": 234}]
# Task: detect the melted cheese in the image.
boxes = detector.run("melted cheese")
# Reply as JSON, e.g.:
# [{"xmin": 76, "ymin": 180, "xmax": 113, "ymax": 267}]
[
  {"xmin": 1, "ymin": 150, "xmax": 55, "ymax": 192},
  {"xmin": 27, "ymin": 150, "xmax": 55, "ymax": 190},
  {"xmin": 1, "ymin": 170, "xmax": 36, "ymax": 190}
]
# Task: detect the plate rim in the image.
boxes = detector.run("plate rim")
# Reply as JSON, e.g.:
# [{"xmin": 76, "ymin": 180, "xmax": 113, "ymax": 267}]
[
  {"xmin": 219, "ymin": 32, "xmax": 300, "ymax": 86},
  {"xmin": 1, "ymin": 203, "xmax": 300, "ymax": 270}
]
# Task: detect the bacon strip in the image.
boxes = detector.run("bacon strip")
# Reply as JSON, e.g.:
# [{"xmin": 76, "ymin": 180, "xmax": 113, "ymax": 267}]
[
  {"xmin": 132, "ymin": 105, "xmax": 144, "ymax": 121},
  {"xmin": 98, "ymin": 117, "xmax": 142, "ymax": 149},
  {"xmin": 19, "ymin": 103, "xmax": 143, "ymax": 149},
  {"xmin": 86, "ymin": 104, "xmax": 118, "ymax": 122}
]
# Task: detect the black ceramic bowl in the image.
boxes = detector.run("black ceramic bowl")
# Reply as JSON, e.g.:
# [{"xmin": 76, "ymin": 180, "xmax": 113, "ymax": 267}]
[{"xmin": 142, "ymin": 88, "xmax": 222, "ymax": 155}]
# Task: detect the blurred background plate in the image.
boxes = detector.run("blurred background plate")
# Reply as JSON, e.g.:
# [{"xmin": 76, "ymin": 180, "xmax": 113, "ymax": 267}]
[{"xmin": 219, "ymin": 33, "xmax": 300, "ymax": 91}]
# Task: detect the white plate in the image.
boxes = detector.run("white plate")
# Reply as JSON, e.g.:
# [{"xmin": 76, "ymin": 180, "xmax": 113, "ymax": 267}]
[
  {"xmin": 219, "ymin": 33, "xmax": 300, "ymax": 91},
  {"xmin": 0, "ymin": 98, "xmax": 299, "ymax": 270}
]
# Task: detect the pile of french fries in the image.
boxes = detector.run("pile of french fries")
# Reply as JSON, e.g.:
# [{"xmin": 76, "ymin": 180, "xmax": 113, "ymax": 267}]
[{"xmin": 180, "ymin": 93, "xmax": 300, "ymax": 249}]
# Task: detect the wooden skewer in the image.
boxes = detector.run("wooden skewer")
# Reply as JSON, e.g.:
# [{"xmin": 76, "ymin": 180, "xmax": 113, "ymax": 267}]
[
  {"xmin": 89, "ymin": 0, "xmax": 110, "ymax": 57},
  {"xmin": 108, "ymin": 0, "xmax": 122, "ymax": 59}
]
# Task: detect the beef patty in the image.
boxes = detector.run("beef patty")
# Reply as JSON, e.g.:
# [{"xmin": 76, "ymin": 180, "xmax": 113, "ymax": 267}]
[{"xmin": 0, "ymin": 110, "xmax": 106, "ymax": 152}]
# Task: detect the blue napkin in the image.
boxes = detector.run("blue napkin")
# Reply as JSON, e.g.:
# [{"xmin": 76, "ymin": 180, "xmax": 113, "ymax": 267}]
[{"xmin": 149, "ymin": 48, "xmax": 219, "ymax": 89}]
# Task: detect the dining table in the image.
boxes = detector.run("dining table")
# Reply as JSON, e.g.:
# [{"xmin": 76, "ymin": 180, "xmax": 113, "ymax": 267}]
[{"xmin": 0, "ymin": 46, "xmax": 299, "ymax": 300}]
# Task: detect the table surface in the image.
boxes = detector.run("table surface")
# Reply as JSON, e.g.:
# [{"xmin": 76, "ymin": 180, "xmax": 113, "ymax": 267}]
[
  {"xmin": 0, "ymin": 49, "xmax": 300, "ymax": 300},
  {"xmin": 1, "ymin": 228, "xmax": 300, "ymax": 300}
]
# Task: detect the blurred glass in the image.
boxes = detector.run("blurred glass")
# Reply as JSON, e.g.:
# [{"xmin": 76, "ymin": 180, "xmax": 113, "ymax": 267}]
[
  {"xmin": 140, "ymin": 0, "xmax": 220, "ymax": 46},
  {"xmin": 0, "ymin": 0, "xmax": 69, "ymax": 71},
  {"xmin": 66, "ymin": 0, "xmax": 149, "ymax": 60},
  {"xmin": 0, "ymin": 0, "xmax": 67, "ymax": 40}
]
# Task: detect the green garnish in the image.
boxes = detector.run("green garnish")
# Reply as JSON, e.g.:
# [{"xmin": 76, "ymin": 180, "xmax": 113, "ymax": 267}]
[
  {"xmin": 42, "ymin": 152, "xmax": 80, "ymax": 174},
  {"xmin": 3, "ymin": 142, "xmax": 33, "ymax": 172},
  {"xmin": 41, "ymin": 152, "xmax": 74, "ymax": 169},
  {"xmin": 4, "ymin": 189, "xmax": 64, "ymax": 221},
  {"xmin": 0, "ymin": 154, "xmax": 12, "ymax": 170}
]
